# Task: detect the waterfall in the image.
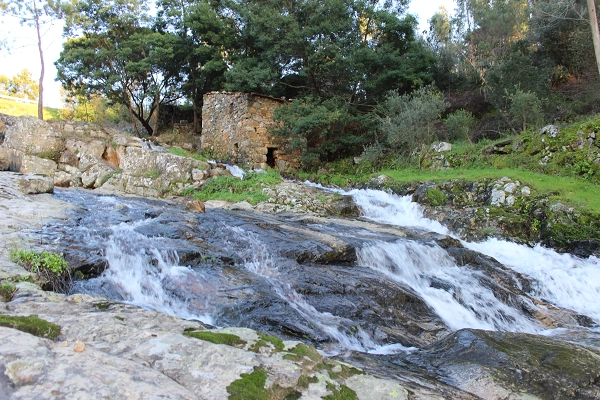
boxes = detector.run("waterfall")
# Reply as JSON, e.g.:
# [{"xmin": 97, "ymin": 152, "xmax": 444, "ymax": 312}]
[
  {"xmin": 223, "ymin": 226, "xmax": 414, "ymax": 354},
  {"xmin": 74, "ymin": 218, "xmax": 214, "ymax": 325},
  {"xmin": 345, "ymin": 188, "xmax": 600, "ymax": 326},
  {"xmin": 357, "ymin": 240, "xmax": 538, "ymax": 332}
]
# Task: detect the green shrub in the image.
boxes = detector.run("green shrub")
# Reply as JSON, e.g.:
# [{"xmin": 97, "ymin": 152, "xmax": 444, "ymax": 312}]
[
  {"xmin": 0, "ymin": 282, "xmax": 16, "ymax": 302},
  {"xmin": 509, "ymin": 88, "xmax": 544, "ymax": 132},
  {"xmin": 0, "ymin": 314, "xmax": 61, "ymax": 340},
  {"xmin": 378, "ymin": 85, "xmax": 448, "ymax": 159},
  {"xmin": 445, "ymin": 109, "xmax": 476, "ymax": 143},
  {"xmin": 9, "ymin": 250, "xmax": 71, "ymax": 293}
]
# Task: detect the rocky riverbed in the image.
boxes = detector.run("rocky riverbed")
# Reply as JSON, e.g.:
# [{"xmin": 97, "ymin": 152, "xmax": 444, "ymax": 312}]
[{"xmin": 2, "ymin": 171, "xmax": 600, "ymax": 399}]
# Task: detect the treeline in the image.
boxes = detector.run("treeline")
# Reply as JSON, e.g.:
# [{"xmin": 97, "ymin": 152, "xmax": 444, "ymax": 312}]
[{"xmin": 55, "ymin": 0, "xmax": 600, "ymax": 168}]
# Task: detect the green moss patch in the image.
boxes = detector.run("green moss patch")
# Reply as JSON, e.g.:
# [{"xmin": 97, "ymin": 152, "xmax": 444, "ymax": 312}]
[
  {"xmin": 226, "ymin": 367, "xmax": 270, "ymax": 400},
  {"xmin": 321, "ymin": 361, "xmax": 365, "ymax": 380},
  {"xmin": 425, "ymin": 188, "xmax": 447, "ymax": 206},
  {"xmin": 184, "ymin": 330, "xmax": 247, "ymax": 347},
  {"xmin": 0, "ymin": 314, "xmax": 61, "ymax": 340},
  {"xmin": 324, "ymin": 383, "xmax": 358, "ymax": 400},
  {"xmin": 283, "ymin": 343, "xmax": 323, "ymax": 364}
]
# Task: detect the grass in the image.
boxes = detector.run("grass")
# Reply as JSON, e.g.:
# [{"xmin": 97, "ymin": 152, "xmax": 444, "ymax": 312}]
[
  {"xmin": 379, "ymin": 168, "xmax": 600, "ymax": 212},
  {"xmin": 0, "ymin": 97, "xmax": 61, "ymax": 120},
  {"xmin": 189, "ymin": 169, "xmax": 283, "ymax": 205},
  {"xmin": 0, "ymin": 314, "xmax": 61, "ymax": 340},
  {"xmin": 9, "ymin": 249, "xmax": 72, "ymax": 293},
  {"xmin": 169, "ymin": 146, "xmax": 209, "ymax": 161}
]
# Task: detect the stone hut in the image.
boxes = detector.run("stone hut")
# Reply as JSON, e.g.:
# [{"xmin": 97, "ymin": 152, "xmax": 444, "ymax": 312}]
[{"xmin": 201, "ymin": 92, "xmax": 301, "ymax": 171}]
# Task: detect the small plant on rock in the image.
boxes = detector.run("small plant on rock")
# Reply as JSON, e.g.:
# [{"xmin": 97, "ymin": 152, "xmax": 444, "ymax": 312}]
[
  {"xmin": 0, "ymin": 282, "xmax": 17, "ymax": 302},
  {"xmin": 9, "ymin": 249, "xmax": 72, "ymax": 293}
]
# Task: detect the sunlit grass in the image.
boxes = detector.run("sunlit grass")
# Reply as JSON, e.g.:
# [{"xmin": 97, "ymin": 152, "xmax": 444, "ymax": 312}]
[{"xmin": 0, "ymin": 97, "xmax": 61, "ymax": 120}]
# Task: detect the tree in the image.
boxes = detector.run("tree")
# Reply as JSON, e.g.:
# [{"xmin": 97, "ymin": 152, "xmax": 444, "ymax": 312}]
[
  {"xmin": 0, "ymin": 69, "xmax": 40, "ymax": 99},
  {"xmin": 0, "ymin": 0, "xmax": 73, "ymax": 119},
  {"xmin": 226, "ymin": 0, "xmax": 434, "ymax": 163},
  {"xmin": 155, "ymin": 0, "xmax": 230, "ymax": 133},
  {"xmin": 57, "ymin": 0, "xmax": 186, "ymax": 136}
]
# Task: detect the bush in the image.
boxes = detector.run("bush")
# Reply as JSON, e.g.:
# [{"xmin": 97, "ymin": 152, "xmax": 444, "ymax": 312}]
[
  {"xmin": 9, "ymin": 250, "xmax": 72, "ymax": 293},
  {"xmin": 378, "ymin": 85, "xmax": 448, "ymax": 159},
  {"xmin": 445, "ymin": 109, "xmax": 476, "ymax": 143},
  {"xmin": 508, "ymin": 88, "xmax": 544, "ymax": 132}
]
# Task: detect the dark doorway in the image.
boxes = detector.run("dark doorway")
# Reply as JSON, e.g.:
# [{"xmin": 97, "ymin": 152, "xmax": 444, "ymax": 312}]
[
  {"xmin": 266, "ymin": 147, "xmax": 277, "ymax": 168},
  {"xmin": 233, "ymin": 143, "xmax": 239, "ymax": 164}
]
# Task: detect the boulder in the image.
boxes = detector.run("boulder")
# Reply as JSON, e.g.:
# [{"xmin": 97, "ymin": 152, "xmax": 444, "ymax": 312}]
[
  {"xmin": 0, "ymin": 148, "xmax": 57, "ymax": 176},
  {"xmin": 121, "ymin": 147, "xmax": 204, "ymax": 183},
  {"xmin": 1, "ymin": 116, "xmax": 64, "ymax": 156},
  {"xmin": 539, "ymin": 125, "xmax": 560, "ymax": 138},
  {"xmin": 65, "ymin": 139, "xmax": 105, "ymax": 160},
  {"xmin": 431, "ymin": 142, "xmax": 452, "ymax": 153}
]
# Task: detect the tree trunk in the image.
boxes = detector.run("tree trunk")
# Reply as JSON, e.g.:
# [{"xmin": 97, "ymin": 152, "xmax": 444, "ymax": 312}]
[
  {"xmin": 588, "ymin": 0, "xmax": 600, "ymax": 77},
  {"xmin": 34, "ymin": 1, "xmax": 44, "ymax": 120},
  {"xmin": 152, "ymin": 92, "xmax": 159, "ymax": 137}
]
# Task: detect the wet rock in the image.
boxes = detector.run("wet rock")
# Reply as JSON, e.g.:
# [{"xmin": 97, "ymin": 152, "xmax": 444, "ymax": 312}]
[
  {"xmin": 185, "ymin": 199, "xmax": 205, "ymax": 213},
  {"xmin": 408, "ymin": 329, "xmax": 600, "ymax": 400}
]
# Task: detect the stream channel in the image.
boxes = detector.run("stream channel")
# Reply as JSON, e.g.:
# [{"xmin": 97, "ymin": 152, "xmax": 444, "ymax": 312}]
[{"xmin": 36, "ymin": 184, "xmax": 600, "ymax": 396}]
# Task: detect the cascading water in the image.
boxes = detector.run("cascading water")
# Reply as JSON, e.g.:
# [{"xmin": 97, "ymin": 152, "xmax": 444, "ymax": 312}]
[
  {"xmin": 67, "ymin": 197, "xmax": 214, "ymax": 325},
  {"xmin": 357, "ymin": 240, "xmax": 539, "ymax": 332},
  {"xmin": 344, "ymin": 187, "xmax": 600, "ymax": 328},
  {"xmin": 222, "ymin": 226, "xmax": 402, "ymax": 353}
]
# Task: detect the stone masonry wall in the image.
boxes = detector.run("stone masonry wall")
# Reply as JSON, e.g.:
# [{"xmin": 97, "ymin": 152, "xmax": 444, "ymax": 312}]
[{"xmin": 201, "ymin": 92, "xmax": 300, "ymax": 171}]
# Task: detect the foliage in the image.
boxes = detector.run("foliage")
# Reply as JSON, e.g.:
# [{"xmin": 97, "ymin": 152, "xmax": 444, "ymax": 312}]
[
  {"xmin": 445, "ymin": 109, "xmax": 476, "ymax": 142},
  {"xmin": 190, "ymin": 169, "xmax": 282, "ymax": 205},
  {"xmin": 60, "ymin": 93, "xmax": 129, "ymax": 123},
  {"xmin": 508, "ymin": 88, "xmax": 545, "ymax": 132},
  {"xmin": 0, "ymin": 314, "xmax": 61, "ymax": 340},
  {"xmin": 226, "ymin": 367, "xmax": 269, "ymax": 400},
  {"xmin": 323, "ymin": 383, "xmax": 358, "ymax": 400},
  {"xmin": 377, "ymin": 85, "xmax": 448, "ymax": 158},
  {"xmin": 0, "ymin": 0, "xmax": 73, "ymax": 119},
  {"xmin": 0, "ymin": 282, "xmax": 16, "ymax": 302},
  {"xmin": 9, "ymin": 249, "xmax": 72, "ymax": 293},
  {"xmin": 425, "ymin": 188, "xmax": 447, "ymax": 206},
  {"xmin": 0, "ymin": 69, "xmax": 39, "ymax": 100},
  {"xmin": 184, "ymin": 330, "xmax": 247, "ymax": 346}
]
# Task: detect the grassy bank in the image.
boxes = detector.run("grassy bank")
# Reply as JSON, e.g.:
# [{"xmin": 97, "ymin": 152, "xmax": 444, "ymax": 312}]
[{"xmin": 0, "ymin": 97, "xmax": 61, "ymax": 120}]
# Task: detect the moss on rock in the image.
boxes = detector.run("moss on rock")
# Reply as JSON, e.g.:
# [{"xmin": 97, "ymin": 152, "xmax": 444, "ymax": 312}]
[{"xmin": 0, "ymin": 314, "xmax": 61, "ymax": 340}]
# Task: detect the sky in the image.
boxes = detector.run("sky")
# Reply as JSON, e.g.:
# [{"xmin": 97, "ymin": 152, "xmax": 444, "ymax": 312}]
[{"xmin": 0, "ymin": 1, "xmax": 456, "ymax": 109}]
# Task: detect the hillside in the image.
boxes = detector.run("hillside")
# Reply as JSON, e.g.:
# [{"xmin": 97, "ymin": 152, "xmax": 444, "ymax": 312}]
[{"xmin": 0, "ymin": 97, "xmax": 61, "ymax": 120}]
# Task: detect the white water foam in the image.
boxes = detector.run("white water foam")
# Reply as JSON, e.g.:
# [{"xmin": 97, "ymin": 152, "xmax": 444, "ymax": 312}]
[
  {"xmin": 345, "ymin": 187, "xmax": 600, "ymax": 326},
  {"xmin": 465, "ymin": 239, "xmax": 600, "ymax": 323},
  {"xmin": 225, "ymin": 164, "xmax": 247, "ymax": 179},
  {"xmin": 357, "ymin": 240, "xmax": 539, "ymax": 332},
  {"xmin": 75, "ymin": 220, "xmax": 214, "ymax": 325}
]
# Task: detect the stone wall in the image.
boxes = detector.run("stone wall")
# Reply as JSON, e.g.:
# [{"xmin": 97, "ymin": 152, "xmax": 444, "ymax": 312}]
[{"xmin": 201, "ymin": 92, "xmax": 301, "ymax": 171}]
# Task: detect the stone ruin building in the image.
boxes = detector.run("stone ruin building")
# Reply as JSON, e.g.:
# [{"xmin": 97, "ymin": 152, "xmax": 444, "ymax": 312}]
[{"xmin": 201, "ymin": 92, "xmax": 301, "ymax": 171}]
